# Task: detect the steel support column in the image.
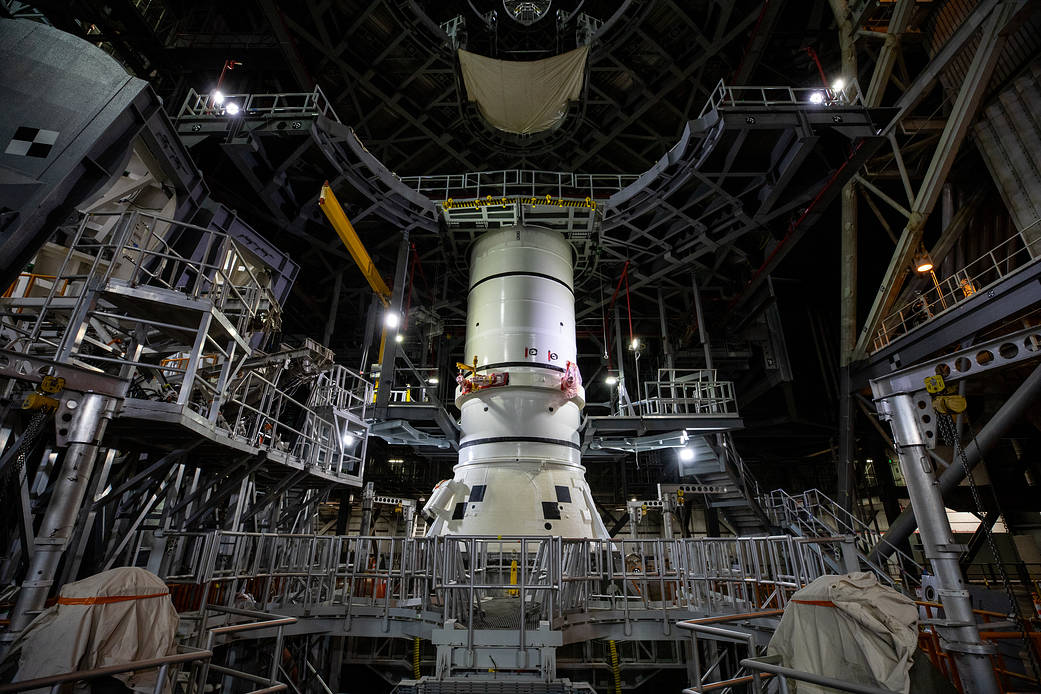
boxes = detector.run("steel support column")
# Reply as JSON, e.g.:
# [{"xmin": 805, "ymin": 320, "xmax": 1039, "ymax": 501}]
[
  {"xmin": 375, "ymin": 231, "xmax": 411, "ymax": 412},
  {"xmin": 691, "ymin": 272, "xmax": 714, "ymax": 371},
  {"xmin": 833, "ymin": 0, "xmax": 859, "ymax": 511},
  {"xmin": 875, "ymin": 392, "xmax": 998, "ymax": 694},
  {"xmin": 2, "ymin": 393, "xmax": 117, "ymax": 647},
  {"xmin": 863, "ymin": 0, "xmax": 916, "ymax": 107},
  {"xmin": 323, "ymin": 271, "xmax": 343, "ymax": 347},
  {"xmin": 869, "ymin": 362, "xmax": 1041, "ymax": 564},
  {"xmin": 359, "ymin": 481, "xmax": 375, "ymax": 536}
]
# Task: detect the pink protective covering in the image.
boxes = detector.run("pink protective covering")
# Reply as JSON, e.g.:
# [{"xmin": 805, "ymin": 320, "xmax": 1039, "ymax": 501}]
[{"xmin": 560, "ymin": 361, "xmax": 582, "ymax": 400}]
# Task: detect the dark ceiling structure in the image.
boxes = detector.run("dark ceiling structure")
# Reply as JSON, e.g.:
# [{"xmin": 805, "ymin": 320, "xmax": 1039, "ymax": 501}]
[{"xmin": 4, "ymin": 0, "xmax": 1038, "ymax": 500}]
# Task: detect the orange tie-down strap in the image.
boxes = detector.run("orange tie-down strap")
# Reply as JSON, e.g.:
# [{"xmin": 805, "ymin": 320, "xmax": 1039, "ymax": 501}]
[
  {"xmin": 58, "ymin": 591, "xmax": 169, "ymax": 606},
  {"xmin": 792, "ymin": 599, "xmax": 837, "ymax": 607}
]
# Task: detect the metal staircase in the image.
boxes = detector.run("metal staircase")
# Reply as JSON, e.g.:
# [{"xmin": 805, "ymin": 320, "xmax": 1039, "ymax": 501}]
[
  {"xmin": 759, "ymin": 488, "xmax": 923, "ymax": 592},
  {"xmin": 685, "ymin": 433, "xmax": 774, "ymax": 536}
]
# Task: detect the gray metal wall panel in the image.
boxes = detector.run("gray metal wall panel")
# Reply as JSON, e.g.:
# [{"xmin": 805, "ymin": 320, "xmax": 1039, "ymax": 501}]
[
  {"xmin": 973, "ymin": 63, "xmax": 1041, "ymax": 234},
  {"xmin": 926, "ymin": 0, "xmax": 1041, "ymax": 96}
]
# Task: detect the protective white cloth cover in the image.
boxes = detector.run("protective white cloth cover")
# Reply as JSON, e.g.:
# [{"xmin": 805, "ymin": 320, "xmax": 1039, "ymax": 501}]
[
  {"xmin": 767, "ymin": 572, "xmax": 918, "ymax": 693},
  {"xmin": 8, "ymin": 567, "xmax": 179, "ymax": 693},
  {"xmin": 458, "ymin": 46, "xmax": 589, "ymax": 134}
]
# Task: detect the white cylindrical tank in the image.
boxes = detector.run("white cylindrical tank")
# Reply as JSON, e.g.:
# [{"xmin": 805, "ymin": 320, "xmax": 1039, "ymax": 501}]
[{"xmin": 428, "ymin": 226, "xmax": 608, "ymax": 538}]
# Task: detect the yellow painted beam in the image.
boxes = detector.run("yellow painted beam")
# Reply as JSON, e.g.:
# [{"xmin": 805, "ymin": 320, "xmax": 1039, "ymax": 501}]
[{"xmin": 318, "ymin": 182, "xmax": 392, "ymax": 305}]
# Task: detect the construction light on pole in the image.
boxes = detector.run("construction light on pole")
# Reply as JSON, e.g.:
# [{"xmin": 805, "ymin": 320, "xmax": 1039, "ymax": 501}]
[{"xmin": 914, "ymin": 249, "xmax": 948, "ymax": 310}]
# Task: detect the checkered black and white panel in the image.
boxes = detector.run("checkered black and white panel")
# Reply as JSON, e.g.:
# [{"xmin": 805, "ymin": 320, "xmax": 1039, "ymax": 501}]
[{"xmin": 4, "ymin": 127, "xmax": 59, "ymax": 158}]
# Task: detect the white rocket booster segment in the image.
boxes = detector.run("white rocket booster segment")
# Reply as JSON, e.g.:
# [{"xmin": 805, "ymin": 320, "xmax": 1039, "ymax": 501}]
[{"xmin": 424, "ymin": 226, "xmax": 608, "ymax": 538}]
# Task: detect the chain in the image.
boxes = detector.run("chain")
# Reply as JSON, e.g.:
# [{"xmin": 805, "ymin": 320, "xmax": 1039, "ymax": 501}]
[
  {"xmin": 937, "ymin": 411, "xmax": 1041, "ymax": 679},
  {"xmin": 0, "ymin": 409, "xmax": 49, "ymax": 518},
  {"xmin": 0, "ymin": 409, "xmax": 51, "ymax": 503}
]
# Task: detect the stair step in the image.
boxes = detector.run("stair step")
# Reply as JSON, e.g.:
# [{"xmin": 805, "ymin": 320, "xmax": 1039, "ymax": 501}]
[
  {"xmin": 711, "ymin": 499, "xmax": 754, "ymax": 509},
  {"xmin": 688, "ymin": 465, "xmax": 725, "ymax": 476}
]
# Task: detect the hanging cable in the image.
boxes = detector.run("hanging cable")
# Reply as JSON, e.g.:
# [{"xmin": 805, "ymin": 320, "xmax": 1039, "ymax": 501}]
[
  {"xmin": 403, "ymin": 244, "xmax": 417, "ymax": 331},
  {"xmin": 409, "ymin": 241, "xmax": 432, "ymax": 303},
  {"xmin": 623, "ymin": 262, "xmax": 634, "ymax": 347},
  {"xmin": 600, "ymin": 274, "xmax": 610, "ymax": 364},
  {"xmin": 941, "ymin": 411, "xmax": 1041, "ymax": 682}
]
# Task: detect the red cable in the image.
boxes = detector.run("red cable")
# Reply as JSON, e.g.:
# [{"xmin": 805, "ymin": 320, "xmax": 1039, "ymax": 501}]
[
  {"xmin": 804, "ymin": 46, "xmax": 829, "ymax": 87},
  {"xmin": 730, "ymin": 0, "xmax": 770, "ymax": 83},
  {"xmin": 623, "ymin": 264, "xmax": 634, "ymax": 345},
  {"xmin": 607, "ymin": 260, "xmax": 630, "ymax": 309},
  {"xmin": 603, "ymin": 260, "xmax": 631, "ymax": 372},
  {"xmin": 409, "ymin": 242, "xmax": 432, "ymax": 302}
]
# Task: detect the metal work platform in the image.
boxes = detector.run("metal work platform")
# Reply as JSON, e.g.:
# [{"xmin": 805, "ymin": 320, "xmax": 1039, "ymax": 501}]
[
  {"xmin": 0, "ymin": 209, "xmax": 371, "ymax": 487},
  {"xmin": 856, "ymin": 219, "xmax": 1041, "ymax": 385},
  {"xmin": 155, "ymin": 530, "xmax": 835, "ymax": 641},
  {"xmin": 131, "ymin": 524, "xmax": 913, "ymax": 693},
  {"xmin": 171, "ymin": 79, "xmax": 893, "ymax": 303}
]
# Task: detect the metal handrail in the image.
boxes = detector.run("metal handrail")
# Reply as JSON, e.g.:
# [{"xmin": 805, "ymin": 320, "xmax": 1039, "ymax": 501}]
[
  {"xmin": 759, "ymin": 488, "xmax": 923, "ymax": 589},
  {"xmin": 0, "ymin": 209, "xmax": 368, "ymax": 482},
  {"xmin": 698, "ymin": 78, "xmax": 865, "ymax": 118},
  {"xmin": 177, "ymin": 87, "xmax": 341, "ymax": 123},
  {"xmin": 872, "ymin": 218, "xmax": 1041, "ymax": 352},
  {"xmin": 157, "ymin": 531, "xmax": 837, "ymax": 644},
  {"xmin": 396, "ymin": 169, "xmax": 639, "ymax": 202},
  {"xmin": 741, "ymin": 656, "xmax": 902, "ymax": 694},
  {"xmin": 678, "ymin": 620, "xmax": 766, "ymax": 693},
  {"xmin": 0, "ymin": 648, "xmax": 212, "ymax": 694},
  {"xmin": 194, "ymin": 605, "xmax": 298, "ymax": 694}
]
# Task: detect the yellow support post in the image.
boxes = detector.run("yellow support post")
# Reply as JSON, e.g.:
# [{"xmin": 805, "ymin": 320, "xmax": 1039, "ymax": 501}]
[
  {"xmin": 318, "ymin": 181, "xmax": 392, "ymax": 306},
  {"xmin": 508, "ymin": 560, "xmax": 518, "ymax": 596}
]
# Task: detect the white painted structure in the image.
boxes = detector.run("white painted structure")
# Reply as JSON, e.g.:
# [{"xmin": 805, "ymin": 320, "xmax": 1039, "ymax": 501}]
[{"xmin": 422, "ymin": 227, "xmax": 608, "ymax": 537}]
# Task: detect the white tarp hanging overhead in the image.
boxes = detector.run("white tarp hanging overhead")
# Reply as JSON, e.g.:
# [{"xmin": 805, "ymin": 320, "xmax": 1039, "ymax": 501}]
[
  {"xmin": 458, "ymin": 46, "xmax": 589, "ymax": 134},
  {"xmin": 767, "ymin": 572, "xmax": 919, "ymax": 693},
  {"xmin": 6, "ymin": 567, "xmax": 180, "ymax": 694}
]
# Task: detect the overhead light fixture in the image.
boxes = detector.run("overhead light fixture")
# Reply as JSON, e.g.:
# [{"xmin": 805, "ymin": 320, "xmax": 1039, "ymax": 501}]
[
  {"xmin": 809, "ymin": 91, "xmax": 825, "ymax": 105},
  {"xmin": 630, "ymin": 338, "xmax": 640, "ymax": 350},
  {"xmin": 342, "ymin": 432, "xmax": 355, "ymax": 447},
  {"xmin": 212, "ymin": 90, "xmax": 225, "ymax": 105},
  {"xmin": 679, "ymin": 447, "xmax": 695, "ymax": 462},
  {"xmin": 605, "ymin": 375, "xmax": 618, "ymax": 386},
  {"xmin": 385, "ymin": 312, "xmax": 400, "ymax": 329},
  {"xmin": 914, "ymin": 250, "xmax": 934, "ymax": 273},
  {"xmin": 225, "ymin": 102, "xmax": 240, "ymax": 115},
  {"xmin": 428, "ymin": 376, "xmax": 439, "ymax": 384},
  {"xmin": 831, "ymin": 78, "xmax": 845, "ymax": 92},
  {"xmin": 394, "ymin": 333, "xmax": 404, "ymax": 343}
]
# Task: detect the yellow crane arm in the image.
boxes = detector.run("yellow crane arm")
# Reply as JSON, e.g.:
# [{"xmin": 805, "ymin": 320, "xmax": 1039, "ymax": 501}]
[{"xmin": 318, "ymin": 182, "xmax": 392, "ymax": 306}]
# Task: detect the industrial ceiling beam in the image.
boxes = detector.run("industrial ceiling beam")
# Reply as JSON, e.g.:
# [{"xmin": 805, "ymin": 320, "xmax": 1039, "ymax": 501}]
[
  {"xmin": 570, "ymin": 7, "xmax": 762, "ymax": 170},
  {"xmin": 259, "ymin": 0, "xmax": 314, "ymax": 90},
  {"xmin": 862, "ymin": 0, "xmax": 915, "ymax": 107},
  {"xmin": 853, "ymin": 1, "xmax": 1026, "ymax": 359}
]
